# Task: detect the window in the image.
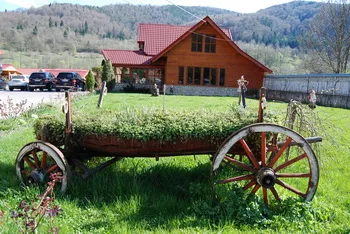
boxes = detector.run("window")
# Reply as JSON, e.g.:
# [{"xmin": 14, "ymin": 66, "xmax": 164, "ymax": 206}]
[
  {"xmin": 121, "ymin": 68, "xmax": 130, "ymax": 83},
  {"xmin": 205, "ymin": 35, "xmax": 216, "ymax": 53},
  {"xmin": 203, "ymin": 68, "xmax": 217, "ymax": 85},
  {"xmin": 148, "ymin": 68, "xmax": 162, "ymax": 85},
  {"xmin": 194, "ymin": 67, "xmax": 201, "ymax": 85},
  {"xmin": 219, "ymin": 68, "xmax": 225, "ymax": 86},
  {"xmin": 191, "ymin": 34, "xmax": 203, "ymax": 52},
  {"xmin": 187, "ymin": 67, "xmax": 193, "ymax": 84},
  {"xmin": 178, "ymin": 66, "xmax": 184, "ymax": 84}
]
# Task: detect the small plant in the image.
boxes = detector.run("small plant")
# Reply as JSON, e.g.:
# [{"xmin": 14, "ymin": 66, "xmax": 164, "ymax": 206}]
[
  {"xmin": 10, "ymin": 173, "xmax": 63, "ymax": 234},
  {"xmin": 0, "ymin": 96, "xmax": 28, "ymax": 119}
]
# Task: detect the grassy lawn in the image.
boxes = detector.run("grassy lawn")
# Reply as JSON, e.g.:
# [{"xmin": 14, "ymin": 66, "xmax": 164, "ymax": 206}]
[{"xmin": 0, "ymin": 93, "xmax": 349, "ymax": 233}]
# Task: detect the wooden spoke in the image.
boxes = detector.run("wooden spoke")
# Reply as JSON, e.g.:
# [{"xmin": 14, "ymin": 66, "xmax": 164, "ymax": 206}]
[
  {"xmin": 276, "ymin": 172, "xmax": 311, "ymax": 178},
  {"xmin": 276, "ymin": 179, "xmax": 306, "ymax": 198},
  {"xmin": 268, "ymin": 137, "xmax": 293, "ymax": 167},
  {"xmin": 251, "ymin": 184, "xmax": 261, "ymax": 195},
  {"xmin": 267, "ymin": 133, "xmax": 279, "ymax": 152},
  {"xmin": 275, "ymin": 153, "xmax": 307, "ymax": 172},
  {"xmin": 23, "ymin": 156, "xmax": 36, "ymax": 169},
  {"xmin": 272, "ymin": 133, "xmax": 278, "ymax": 145},
  {"xmin": 261, "ymin": 132, "xmax": 267, "ymax": 166},
  {"xmin": 239, "ymin": 139, "xmax": 260, "ymax": 168},
  {"xmin": 263, "ymin": 188, "xmax": 268, "ymax": 206},
  {"xmin": 243, "ymin": 179, "xmax": 256, "ymax": 191},
  {"xmin": 41, "ymin": 151, "xmax": 47, "ymax": 169},
  {"xmin": 216, "ymin": 174, "xmax": 254, "ymax": 185},
  {"xmin": 46, "ymin": 164, "xmax": 59, "ymax": 174},
  {"xmin": 224, "ymin": 155, "xmax": 255, "ymax": 172},
  {"xmin": 270, "ymin": 187, "xmax": 280, "ymax": 200},
  {"xmin": 32, "ymin": 150, "xmax": 41, "ymax": 167}
]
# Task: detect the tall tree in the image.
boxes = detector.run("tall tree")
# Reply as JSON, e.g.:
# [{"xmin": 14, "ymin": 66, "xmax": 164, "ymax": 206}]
[
  {"xmin": 84, "ymin": 21, "xmax": 88, "ymax": 34},
  {"xmin": 33, "ymin": 25, "xmax": 38, "ymax": 36},
  {"xmin": 301, "ymin": 0, "xmax": 350, "ymax": 73},
  {"xmin": 102, "ymin": 59, "xmax": 115, "ymax": 91},
  {"xmin": 49, "ymin": 17, "xmax": 53, "ymax": 27}
]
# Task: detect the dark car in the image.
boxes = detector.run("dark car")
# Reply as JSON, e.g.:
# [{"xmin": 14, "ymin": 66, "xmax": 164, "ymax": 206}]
[
  {"xmin": 55, "ymin": 72, "xmax": 86, "ymax": 91},
  {"xmin": 28, "ymin": 72, "xmax": 56, "ymax": 91},
  {"xmin": 0, "ymin": 77, "xmax": 9, "ymax": 90}
]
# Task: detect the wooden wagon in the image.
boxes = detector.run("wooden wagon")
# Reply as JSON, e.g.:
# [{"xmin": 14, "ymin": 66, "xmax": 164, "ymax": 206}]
[{"xmin": 15, "ymin": 90, "xmax": 321, "ymax": 206}]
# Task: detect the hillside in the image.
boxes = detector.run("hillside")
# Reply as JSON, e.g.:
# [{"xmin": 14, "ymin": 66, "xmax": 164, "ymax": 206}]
[{"xmin": 0, "ymin": 2, "xmax": 323, "ymax": 53}]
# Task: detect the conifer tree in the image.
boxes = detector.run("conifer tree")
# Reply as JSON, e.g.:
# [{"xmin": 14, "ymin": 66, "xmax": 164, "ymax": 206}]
[
  {"xmin": 102, "ymin": 59, "xmax": 115, "ymax": 91},
  {"xmin": 86, "ymin": 69, "xmax": 96, "ymax": 92}
]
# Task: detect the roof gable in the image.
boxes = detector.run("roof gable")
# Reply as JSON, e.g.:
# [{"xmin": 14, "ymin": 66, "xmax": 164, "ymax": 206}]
[
  {"xmin": 151, "ymin": 16, "xmax": 271, "ymax": 73},
  {"xmin": 138, "ymin": 23, "xmax": 232, "ymax": 56}
]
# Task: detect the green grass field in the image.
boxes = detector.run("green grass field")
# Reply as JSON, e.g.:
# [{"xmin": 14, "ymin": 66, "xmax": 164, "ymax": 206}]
[{"xmin": 0, "ymin": 93, "xmax": 349, "ymax": 233}]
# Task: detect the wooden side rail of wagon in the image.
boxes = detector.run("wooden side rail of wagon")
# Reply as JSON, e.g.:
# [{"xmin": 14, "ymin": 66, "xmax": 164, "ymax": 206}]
[{"xmin": 15, "ymin": 89, "xmax": 322, "ymax": 207}]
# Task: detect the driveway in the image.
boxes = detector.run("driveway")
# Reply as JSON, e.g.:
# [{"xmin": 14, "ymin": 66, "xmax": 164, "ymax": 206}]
[{"xmin": 0, "ymin": 90, "xmax": 72, "ymax": 118}]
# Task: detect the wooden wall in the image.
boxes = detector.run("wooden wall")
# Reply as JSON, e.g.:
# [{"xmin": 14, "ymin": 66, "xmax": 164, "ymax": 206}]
[{"xmin": 162, "ymin": 24, "xmax": 267, "ymax": 89}]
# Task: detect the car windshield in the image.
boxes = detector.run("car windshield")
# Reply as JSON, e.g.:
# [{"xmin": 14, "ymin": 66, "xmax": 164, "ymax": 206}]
[
  {"xmin": 58, "ymin": 73, "xmax": 73, "ymax": 79},
  {"xmin": 12, "ymin": 76, "xmax": 26, "ymax": 80},
  {"xmin": 30, "ymin": 73, "xmax": 46, "ymax": 78}
]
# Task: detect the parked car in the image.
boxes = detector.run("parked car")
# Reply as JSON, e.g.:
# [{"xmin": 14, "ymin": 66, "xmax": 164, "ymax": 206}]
[
  {"xmin": 55, "ymin": 72, "xmax": 86, "ymax": 91},
  {"xmin": 28, "ymin": 72, "xmax": 56, "ymax": 91},
  {"xmin": 0, "ymin": 77, "xmax": 9, "ymax": 90},
  {"xmin": 8, "ymin": 75, "xmax": 30, "ymax": 91}
]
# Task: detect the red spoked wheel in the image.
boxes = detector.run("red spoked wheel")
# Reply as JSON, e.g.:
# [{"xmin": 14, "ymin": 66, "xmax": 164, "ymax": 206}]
[
  {"xmin": 211, "ymin": 123, "xmax": 319, "ymax": 207},
  {"xmin": 15, "ymin": 141, "xmax": 71, "ymax": 193}
]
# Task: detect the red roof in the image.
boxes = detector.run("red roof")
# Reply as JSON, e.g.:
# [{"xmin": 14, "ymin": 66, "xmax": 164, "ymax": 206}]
[
  {"xmin": 1, "ymin": 64, "xmax": 18, "ymax": 71},
  {"xmin": 138, "ymin": 23, "xmax": 232, "ymax": 56},
  {"xmin": 102, "ymin": 50, "xmax": 153, "ymax": 65}
]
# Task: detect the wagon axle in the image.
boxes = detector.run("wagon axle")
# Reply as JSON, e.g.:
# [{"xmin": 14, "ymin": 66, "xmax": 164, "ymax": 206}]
[
  {"xmin": 256, "ymin": 167, "xmax": 276, "ymax": 189},
  {"xmin": 28, "ymin": 168, "xmax": 45, "ymax": 184}
]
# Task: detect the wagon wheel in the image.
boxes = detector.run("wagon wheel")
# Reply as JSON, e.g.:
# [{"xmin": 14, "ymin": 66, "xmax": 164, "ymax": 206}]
[
  {"xmin": 16, "ymin": 141, "xmax": 71, "ymax": 193},
  {"xmin": 211, "ymin": 123, "xmax": 319, "ymax": 207}
]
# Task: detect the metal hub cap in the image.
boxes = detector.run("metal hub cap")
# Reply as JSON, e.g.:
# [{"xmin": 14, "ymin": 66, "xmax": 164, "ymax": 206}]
[
  {"xmin": 28, "ymin": 169, "xmax": 45, "ymax": 184},
  {"xmin": 256, "ymin": 167, "xmax": 276, "ymax": 188}
]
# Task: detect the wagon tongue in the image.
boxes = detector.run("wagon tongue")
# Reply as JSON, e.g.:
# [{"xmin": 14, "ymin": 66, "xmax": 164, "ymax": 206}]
[{"xmin": 256, "ymin": 167, "xmax": 276, "ymax": 188}]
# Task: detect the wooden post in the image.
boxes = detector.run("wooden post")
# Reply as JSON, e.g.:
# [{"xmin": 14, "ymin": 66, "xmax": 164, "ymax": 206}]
[
  {"xmin": 257, "ymin": 87, "xmax": 266, "ymax": 123},
  {"xmin": 64, "ymin": 91, "xmax": 72, "ymax": 150},
  {"xmin": 97, "ymin": 81, "xmax": 107, "ymax": 108}
]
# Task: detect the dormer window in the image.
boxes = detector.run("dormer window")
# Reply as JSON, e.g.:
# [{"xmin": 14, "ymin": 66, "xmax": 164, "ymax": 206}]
[
  {"xmin": 205, "ymin": 35, "xmax": 216, "ymax": 53},
  {"xmin": 191, "ymin": 33, "xmax": 203, "ymax": 52},
  {"xmin": 139, "ymin": 42, "xmax": 145, "ymax": 51}
]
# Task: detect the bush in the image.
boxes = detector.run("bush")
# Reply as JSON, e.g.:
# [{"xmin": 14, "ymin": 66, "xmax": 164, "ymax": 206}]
[{"xmin": 85, "ymin": 69, "xmax": 95, "ymax": 92}]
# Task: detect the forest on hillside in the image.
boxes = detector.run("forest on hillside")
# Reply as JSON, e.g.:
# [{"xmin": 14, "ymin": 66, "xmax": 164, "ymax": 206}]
[{"xmin": 1, "ymin": 1, "xmax": 347, "ymax": 74}]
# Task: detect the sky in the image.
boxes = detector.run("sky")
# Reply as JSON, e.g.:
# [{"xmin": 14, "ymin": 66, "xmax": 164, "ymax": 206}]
[{"xmin": 0, "ymin": 0, "xmax": 325, "ymax": 13}]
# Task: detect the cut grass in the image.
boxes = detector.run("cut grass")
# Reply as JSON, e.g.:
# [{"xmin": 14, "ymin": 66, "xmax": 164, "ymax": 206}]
[{"xmin": 0, "ymin": 93, "xmax": 349, "ymax": 233}]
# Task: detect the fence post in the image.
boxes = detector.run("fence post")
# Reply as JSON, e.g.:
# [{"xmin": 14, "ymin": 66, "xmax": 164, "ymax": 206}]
[{"xmin": 97, "ymin": 81, "xmax": 107, "ymax": 108}]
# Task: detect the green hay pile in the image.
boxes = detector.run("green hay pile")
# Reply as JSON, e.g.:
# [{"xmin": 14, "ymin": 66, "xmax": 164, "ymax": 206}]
[{"xmin": 34, "ymin": 107, "xmax": 281, "ymax": 145}]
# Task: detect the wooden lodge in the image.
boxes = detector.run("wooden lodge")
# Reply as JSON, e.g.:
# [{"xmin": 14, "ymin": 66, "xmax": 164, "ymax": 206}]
[{"xmin": 102, "ymin": 16, "xmax": 272, "ymax": 96}]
